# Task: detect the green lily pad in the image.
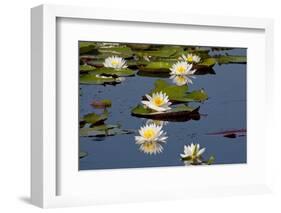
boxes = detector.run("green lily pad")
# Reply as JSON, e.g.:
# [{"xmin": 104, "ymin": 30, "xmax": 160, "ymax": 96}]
[
  {"xmin": 79, "ymin": 42, "xmax": 97, "ymax": 54},
  {"xmin": 131, "ymin": 104, "xmax": 200, "ymax": 121},
  {"xmin": 80, "ymin": 73, "xmax": 122, "ymax": 85},
  {"xmin": 138, "ymin": 58, "xmax": 217, "ymax": 73},
  {"xmin": 149, "ymin": 80, "xmax": 208, "ymax": 103},
  {"xmin": 82, "ymin": 110, "xmax": 109, "ymax": 125},
  {"xmin": 207, "ymin": 156, "xmax": 215, "ymax": 165},
  {"xmin": 215, "ymin": 55, "xmax": 247, "ymax": 64},
  {"xmin": 80, "ymin": 64, "xmax": 96, "ymax": 73},
  {"xmin": 135, "ymin": 46, "xmax": 183, "ymax": 58},
  {"xmin": 80, "ymin": 124, "xmax": 134, "ymax": 137},
  {"xmin": 185, "ymin": 89, "xmax": 208, "ymax": 102},
  {"xmin": 91, "ymin": 67, "xmax": 134, "ymax": 77},
  {"xmin": 198, "ymin": 58, "xmax": 217, "ymax": 67},
  {"xmin": 79, "ymin": 151, "xmax": 88, "ymax": 159},
  {"xmin": 98, "ymin": 46, "xmax": 133, "ymax": 58},
  {"xmin": 127, "ymin": 43, "xmax": 151, "ymax": 50},
  {"xmin": 138, "ymin": 61, "xmax": 172, "ymax": 72}
]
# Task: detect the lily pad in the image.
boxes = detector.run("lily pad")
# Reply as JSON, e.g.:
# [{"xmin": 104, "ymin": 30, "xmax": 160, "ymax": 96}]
[
  {"xmin": 138, "ymin": 61, "xmax": 172, "ymax": 72},
  {"xmin": 98, "ymin": 46, "xmax": 133, "ymax": 58},
  {"xmin": 138, "ymin": 58, "xmax": 217, "ymax": 73},
  {"xmin": 198, "ymin": 58, "xmax": 217, "ymax": 67},
  {"xmin": 80, "ymin": 64, "xmax": 96, "ymax": 73},
  {"xmin": 149, "ymin": 80, "xmax": 208, "ymax": 103},
  {"xmin": 81, "ymin": 110, "xmax": 109, "ymax": 125},
  {"xmin": 91, "ymin": 67, "xmax": 134, "ymax": 77},
  {"xmin": 215, "ymin": 55, "xmax": 247, "ymax": 64},
  {"xmin": 79, "ymin": 151, "xmax": 88, "ymax": 159},
  {"xmin": 131, "ymin": 104, "xmax": 200, "ymax": 121},
  {"xmin": 79, "ymin": 42, "xmax": 97, "ymax": 54},
  {"xmin": 127, "ymin": 43, "xmax": 151, "ymax": 50},
  {"xmin": 80, "ymin": 73, "xmax": 122, "ymax": 85},
  {"xmin": 80, "ymin": 124, "xmax": 134, "ymax": 137},
  {"xmin": 135, "ymin": 46, "xmax": 183, "ymax": 58}
]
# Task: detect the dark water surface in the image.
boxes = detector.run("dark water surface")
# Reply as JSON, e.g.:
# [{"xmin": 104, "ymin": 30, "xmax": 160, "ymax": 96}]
[{"xmin": 79, "ymin": 49, "xmax": 247, "ymax": 170}]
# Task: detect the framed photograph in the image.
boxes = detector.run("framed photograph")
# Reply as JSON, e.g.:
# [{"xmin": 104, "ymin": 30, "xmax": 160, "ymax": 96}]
[{"xmin": 31, "ymin": 4, "xmax": 274, "ymax": 208}]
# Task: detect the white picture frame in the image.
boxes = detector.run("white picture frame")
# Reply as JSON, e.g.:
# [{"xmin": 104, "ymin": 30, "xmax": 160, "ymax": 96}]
[{"xmin": 31, "ymin": 4, "xmax": 274, "ymax": 208}]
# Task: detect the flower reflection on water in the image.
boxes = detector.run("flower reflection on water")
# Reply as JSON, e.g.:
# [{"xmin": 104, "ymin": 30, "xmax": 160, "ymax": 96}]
[{"xmin": 135, "ymin": 123, "xmax": 168, "ymax": 155}]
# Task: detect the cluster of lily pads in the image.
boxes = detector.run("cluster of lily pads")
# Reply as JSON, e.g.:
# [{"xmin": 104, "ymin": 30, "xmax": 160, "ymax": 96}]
[
  {"xmin": 79, "ymin": 100, "xmax": 134, "ymax": 138},
  {"xmin": 79, "ymin": 42, "xmax": 246, "ymax": 165}
]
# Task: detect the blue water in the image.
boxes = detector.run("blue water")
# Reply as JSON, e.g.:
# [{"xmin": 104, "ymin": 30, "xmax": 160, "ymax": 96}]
[{"xmin": 79, "ymin": 48, "xmax": 247, "ymax": 170}]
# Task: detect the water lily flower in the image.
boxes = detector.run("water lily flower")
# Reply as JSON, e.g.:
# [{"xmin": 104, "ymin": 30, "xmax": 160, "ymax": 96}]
[
  {"xmin": 170, "ymin": 61, "xmax": 194, "ymax": 76},
  {"xmin": 180, "ymin": 54, "xmax": 201, "ymax": 63},
  {"xmin": 135, "ymin": 123, "xmax": 167, "ymax": 154},
  {"xmin": 103, "ymin": 56, "xmax": 128, "ymax": 69},
  {"xmin": 180, "ymin": 143, "xmax": 206, "ymax": 165},
  {"xmin": 141, "ymin": 92, "xmax": 172, "ymax": 112},
  {"xmin": 169, "ymin": 75, "xmax": 192, "ymax": 86}
]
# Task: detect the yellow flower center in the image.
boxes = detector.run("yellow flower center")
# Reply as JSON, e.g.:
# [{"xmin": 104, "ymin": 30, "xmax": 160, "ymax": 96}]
[
  {"xmin": 176, "ymin": 66, "xmax": 186, "ymax": 74},
  {"xmin": 111, "ymin": 60, "xmax": 119, "ymax": 65},
  {"xmin": 153, "ymin": 97, "xmax": 164, "ymax": 106},
  {"xmin": 187, "ymin": 56, "xmax": 193, "ymax": 62},
  {"xmin": 176, "ymin": 76, "xmax": 186, "ymax": 83},
  {"xmin": 142, "ymin": 142, "xmax": 156, "ymax": 151},
  {"xmin": 143, "ymin": 128, "xmax": 156, "ymax": 139}
]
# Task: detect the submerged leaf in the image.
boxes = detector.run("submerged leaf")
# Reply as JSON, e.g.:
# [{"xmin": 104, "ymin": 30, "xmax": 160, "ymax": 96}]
[{"xmin": 91, "ymin": 99, "xmax": 112, "ymax": 108}]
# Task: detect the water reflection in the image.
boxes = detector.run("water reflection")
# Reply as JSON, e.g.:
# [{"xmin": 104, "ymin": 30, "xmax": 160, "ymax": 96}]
[
  {"xmin": 169, "ymin": 75, "xmax": 190, "ymax": 86},
  {"xmin": 135, "ymin": 122, "xmax": 168, "ymax": 155},
  {"xmin": 145, "ymin": 119, "xmax": 169, "ymax": 127}
]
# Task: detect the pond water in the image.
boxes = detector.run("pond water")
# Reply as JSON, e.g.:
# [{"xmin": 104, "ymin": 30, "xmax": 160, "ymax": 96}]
[{"xmin": 79, "ymin": 48, "xmax": 247, "ymax": 170}]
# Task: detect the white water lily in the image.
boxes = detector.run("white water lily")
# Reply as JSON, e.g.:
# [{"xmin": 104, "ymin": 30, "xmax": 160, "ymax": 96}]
[
  {"xmin": 169, "ymin": 75, "xmax": 192, "ymax": 86},
  {"xmin": 169, "ymin": 61, "xmax": 196, "ymax": 76},
  {"xmin": 180, "ymin": 143, "xmax": 206, "ymax": 164},
  {"xmin": 135, "ymin": 123, "xmax": 167, "ymax": 155},
  {"xmin": 180, "ymin": 54, "xmax": 201, "ymax": 63},
  {"xmin": 141, "ymin": 92, "xmax": 172, "ymax": 112},
  {"xmin": 103, "ymin": 56, "xmax": 128, "ymax": 69}
]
